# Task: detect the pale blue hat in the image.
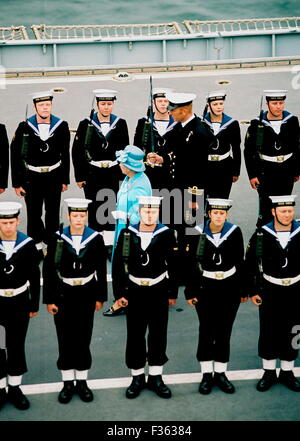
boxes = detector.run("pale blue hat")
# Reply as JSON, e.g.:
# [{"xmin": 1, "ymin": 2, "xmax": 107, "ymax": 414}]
[{"xmin": 116, "ymin": 145, "xmax": 145, "ymax": 172}]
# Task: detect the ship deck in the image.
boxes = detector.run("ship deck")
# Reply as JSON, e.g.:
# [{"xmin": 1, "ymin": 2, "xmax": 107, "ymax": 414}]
[{"xmin": 0, "ymin": 65, "xmax": 300, "ymax": 427}]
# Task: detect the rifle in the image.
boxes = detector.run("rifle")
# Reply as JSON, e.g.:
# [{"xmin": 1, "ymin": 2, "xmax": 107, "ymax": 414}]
[
  {"xmin": 256, "ymin": 95, "xmax": 265, "ymax": 226},
  {"xmin": 54, "ymin": 205, "xmax": 64, "ymax": 281},
  {"xmin": 84, "ymin": 100, "xmax": 95, "ymax": 163},
  {"xmin": 202, "ymin": 101, "xmax": 209, "ymax": 122},
  {"xmin": 195, "ymin": 192, "xmax": 206, "ymax": 277},
  {"xmin": 255, "ymin": 230, "xmax": 264, "ymax": 304},
  {"xmin": 256, "ymin": 94, "xmax": 264, "ymax": 151},
  {"xmin": 142, "ymin": 76, "xmax": 155, "ymax": 154},
  {"xmin": 109, "ymin": 189, "xmax": 131, "ymax": 313},
  {"xmin": 20, "ymin": 105, "xmax": 29, "ymax": 192}
]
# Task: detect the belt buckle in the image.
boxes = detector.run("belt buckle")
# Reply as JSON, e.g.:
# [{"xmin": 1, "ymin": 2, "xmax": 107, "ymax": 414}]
[
  {"xmin": 215, "ymin": 272, "xmax": 224, "ymax": 280},
  {"xmin": 140, "ymin": 280, "xmax": 150, "ymax": 287},
  {"xmin": 277, "ymin": 156, "xmax": 285, "ymax": 163},
  {"xmin": 73, "ymin": 279, "xmax": 83, "ymax": 286},
  {"xmin": 282, "ymin": 279, "xmax": 291, "ymax": 286},
  {"xmin": 4, "ymin": 289, "xmax": 14, "ymax": 297},
  {"xmin": 211, "ymin": 155, "xmax": 219, "ymax": 161},
  {"xmin": 41, "ymin": 167, "xmax": 50, "ymax": 173},
  {"xmin": 101, "ymin": 162, "xmax": 109, "ymax": 168}
]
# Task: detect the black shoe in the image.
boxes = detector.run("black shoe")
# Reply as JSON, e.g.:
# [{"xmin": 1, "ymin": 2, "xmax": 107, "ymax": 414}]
[
  {"xmin": 199, "ymin": 373, "xmax": 213, "ymax": 395},
  {"xmin": 58, "ymin": 381, "xmax": 75, "ymax": 404},
  {"xmin": 278, "ymin": 370, "xmax": 300, "ymax": 392},
  {"xmin": 103, "ymin": 305, "xmax": 127, "ymax": 317},
  {"xmin": 7, "ymin": 385, "xmax": 30, "ymax": 410},
  {"xmin": 214, "ymin": 372, "xmax": 235, "ymax": 394},
  {"xmin": 147, "ymin": 375, "xmax": 172, "ymax": 399},
  {"xmin": 0, "ymin": 388, "xmax": 7, "ymax": 410},
  {"xmin": 256, "ymin": 369, "xmax": 277, "ymax": 392},
  {"xmin": 75, "ymin": 380, "xmax": 94, "ymax": 402},
  {"xmin": 126, "ymin": 374, "xmax": 146, "ymax": 399}
]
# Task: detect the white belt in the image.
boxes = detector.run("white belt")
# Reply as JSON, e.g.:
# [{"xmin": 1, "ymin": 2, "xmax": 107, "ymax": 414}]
[
  {"xmin": 62, "ymin": 273, "xmax": 95, "ymax": 287},
  {"xmin": 202, "ymin": 266, "xmax": 236, "ymax": 280},
  {"xmin": 208, "ymin": 151, "xmax": 230, "ymax": 161},
  {"xmin": 27, "ymin": 160, "xmax": 61, "ymax": 173},
  {"xmin": 263, "ymin": 273, "xmax": 300, "ymax": 286},
  {"xmin": 0, "ymin": 282, "xmax": 29, "ymax": 297},
  {"xmin": 129, "ymin": 271, "xmax": 168, "ymax": 287},
  {"xmin": 259, "ymin": 153, "xmax": 293, "ymax": 163},
  {"xmin": 90, "ymin": 160, "xmax": 118, "ymax": 168}
]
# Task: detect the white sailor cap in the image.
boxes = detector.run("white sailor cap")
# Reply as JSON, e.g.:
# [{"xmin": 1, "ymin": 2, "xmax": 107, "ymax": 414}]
[
  {"xmin": 207, "ymin": 198, "xmax": 233, "ymax": 210},
  {"xmin": 153, "ymin": 88, "xmax": 173, "ymax": 99},
  {"xmin": 264, "ymin": 90, "xmax": 287, "ymax": 101},
  {"xmin": 31, "ymin": 90, "xmax": 53, "ymax": 103},
  {"xmin": 0, "ymin": 201, "xmax": 22, "ymax": 219},
  {"xmin": 64, "ymin": 198, "xmax": 92, "ymax": 212},
  {"xmin": 166, "ymin": 91, "xmax": 197, "ymax": 111},
  {"xmin": 269, "ymin": 195, "xmax": 297, "ymax": 207},
  {"xmin": 93, "ymin": 89, "xmax": 118, "ymax": 101},
  {"xmin": 206, "ymin": 90, "xmax": 226, "ymax": 102},
  {"xmin": 138, "ymin": 196, "xmax": 163, "ymax": 208}
]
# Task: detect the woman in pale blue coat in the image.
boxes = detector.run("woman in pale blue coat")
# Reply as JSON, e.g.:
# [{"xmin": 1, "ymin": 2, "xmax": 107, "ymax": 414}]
[{"xmin": 103, "ymin": 145, "xmax": 152, "ymax": 317}]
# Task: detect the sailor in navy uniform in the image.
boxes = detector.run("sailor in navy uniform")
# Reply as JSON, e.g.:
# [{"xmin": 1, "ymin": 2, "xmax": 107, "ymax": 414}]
[
  {"xmin": 0, "ymin": 202, "xmax": 40, "ymax": 410},
  {"xmin": 184, "ymin": 198, "xmax": 247, "ymax": 395},
  {"xmin": 0, "ymin": 124, "xmax": 9, "ymax": 194},
  {"xmin": 43, "ymin": 198, "xmax": 107, "ymax": 404},
  {"xmin": 245, "ymin": 195, "xmax": 300, "ymax": 392},
  {"xmin": 72, "ymin": 89, "xmax": 129, "ymax": 253},
  {"xmin": 244, "ymin": 90, "xmax": 300, "ymax": 227},
  {"xmin": 10, "ymin": 90, "xmax": 70, "ymax": 257},
  {"xmin": 133, "ymin": 87, "xmax": 178, "ymax": 191},
  {"xmin": 112, "ymin": 196, "xmax": 178, "ymax": 399},
  {"xmin": 204, "ymin": 91, "xmax": 241, "ymax": 199}
]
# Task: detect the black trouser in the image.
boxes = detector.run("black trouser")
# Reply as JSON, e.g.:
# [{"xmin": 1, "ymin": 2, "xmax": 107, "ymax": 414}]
[
  {"xmin": 257, "ymin": 169, "xmax": 294, "ymax": 227},
  {"xmin": 24, "ymin": 170, "xmax": 62, "ymax": 244},
  {"xmin": 84, "ymin": 166, "xmax": 119, "ymax": 233},
  {"xmin": 125, "ymin": 281, "xmax": 169, "ymax": 369},
  {"xmin": 258, "ymin": 281, "xmax": 300, "ymax": 361},
  {"xmin": 0, "ymin": 294, "xmax": 30, "ymax": 378},
  {"xmin": 53, "ymin": 286, "xmax": 96, "ymax": 371},
  {"xmin": 206, "ymin": 161, "xmax": 233, "ymax": 199},
  {"xmin": 195, "ymin": 278, "xmax": 241, "ymax": 363}
]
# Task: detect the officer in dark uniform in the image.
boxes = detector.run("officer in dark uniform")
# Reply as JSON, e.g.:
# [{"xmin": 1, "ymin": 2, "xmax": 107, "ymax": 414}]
[
  {"xmin": 112, "ymin": 196, "xmax": 178, "ymax": 399},
  {"xmin": 158, "ymin": 91, "xmax": 215, "ymax": 275},
  {"xmin": 0, "ymin": 124, "xmax": 9, "ymax": 195},
  {"xmin": 244, "ymin": 90, "xmax": 300, "ymax": 227},
  {"xmin": 245, "ymin": 195, "xmax": 300, "ymax": 392},
  {"xmin": 133, "ymin": 87, "xmax": 178, "ymax": 191},
  {"xmin": 0, "ymin": 201, "xmax": 40, "ymax": 410},
  {"xmin": 184, "ymin": 198, "xmax": 247, "ymax": 395},
  {"xmin": 72, "ymin": 89, "xmax": 129, "ymax": 253},
  {"xmin": 43, "ymin": 198, "xmax": 107, "ymax": 404},
  {"xmin": 10, "ymin": 90, "xmax": 70, "ymax": 258},
  {"xmin": 203, "ymin": 91, "xmax": 241, "ymax": 198}
]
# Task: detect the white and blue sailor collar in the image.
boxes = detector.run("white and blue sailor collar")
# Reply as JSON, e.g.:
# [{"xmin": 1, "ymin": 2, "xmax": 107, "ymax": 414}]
[
  {"xmin": 89, "ymin": 112, "xmax": 119, "ymax": 133},
  {"xmin": 58, "ymin": 225, "xmax": 99, "ymax": 252},
  {"xmin": 0, "ymin": 231, "xmax": 33, "ymax": 256},
  {"xmin": 195, "ymin": 220, "xmax": 237, "ymax": 248},
  {"xmin": 262, "ymin": 220, "xmax": 300, "ymax": 241},
  {"xmin": 27, "ymin": 114, "xmax": 64, "ymax": 137},
  {"xmin": 204, "ymin": 112, "xmax": 235, "ymax": 134},
  {"xmin": 128, "ymin": 223, "xmax": 169, "ymax": 238},
  {"xmin": 152, "ymin": 115, "xmax": 177, "ymax": 132},
  {"xmin": 257, "ymin": 110, "xmax": 293, "ymax": 128}
]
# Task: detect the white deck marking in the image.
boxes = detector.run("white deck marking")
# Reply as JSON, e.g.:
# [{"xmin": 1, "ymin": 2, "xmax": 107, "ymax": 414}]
[{"xmin": 19, "ymin": 367, "xmax": 300, "ymax": 395}]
